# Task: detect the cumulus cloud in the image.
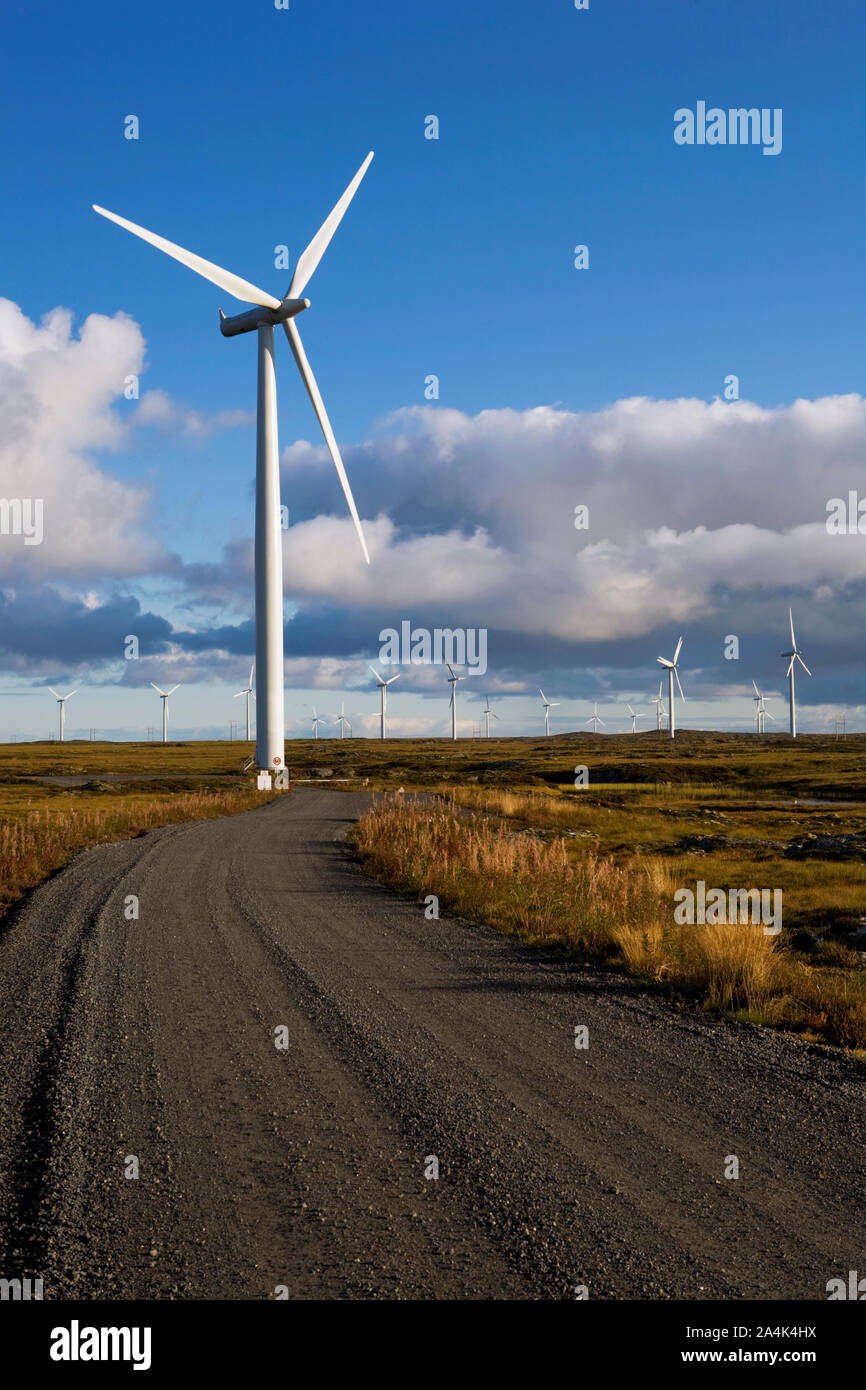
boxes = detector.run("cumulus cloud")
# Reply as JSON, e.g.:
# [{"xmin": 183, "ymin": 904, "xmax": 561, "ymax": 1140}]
[
  {"xmin": 135, "ymin": 389, "xmax": 253, "ymax": 438},
  {"xmin": 0, "ymin": 299, "xmax": 168, "ymax": 578},
  {"xmin": 273, "ymin": 396, "xmax": 866, "ymax": 650}
]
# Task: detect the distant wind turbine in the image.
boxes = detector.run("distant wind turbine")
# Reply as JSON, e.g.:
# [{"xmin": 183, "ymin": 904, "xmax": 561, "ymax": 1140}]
[
  {"xmin": 48, "ymin": 687, "xmax": 77, "ymax": 742},
  {"xmin": 335, "ymin": 701, "xmax": 352, "ymax": 739},
  {"xmin": 369, "ymin": 665, "xmax": 401, "ymax": 739},
  {"xmin": 234, "ymin": 663, "xmax": 255, "ymax": 740},
  {"xmin": 657, "ymin": 637, "xmax": 685, "ymax": 740},
  {"xmin": 94, "ymin": 153, "xmax": 374, "ymax": 776},
  {"xmin": 584, "ymin": 701, "xmax": 605, "ymax": 734},
  {"xmin": 781, "ymin": 608, "xmax": 811, "ymax": 738},
  {"xmin": 150, "ymin": 682, "xmax": 180, "ymax": 743},
  {"xmin": 751, "ymin": 680, "xmax": 775, "ymax": 735},
  {"xmin": 482, "ymin": 695, "xmax": 499, "ymax": 738},
  {"xmin": 311, "ymin": 706, "xmax": 325, "ymax": 739},
  {"xmin": 447, "ymin": 664, "xmax": 465, "ymax": 740},
  {"xmin": 539, "ymin": 688, "xmax": 560, "ymax": 737},
  {"xmin": 650, "ymin": 681, "xmax": 665, "ymax": 732},
  {"xmin": 625, "ymin": 703, "xmax": 643, "ymax": 734}
]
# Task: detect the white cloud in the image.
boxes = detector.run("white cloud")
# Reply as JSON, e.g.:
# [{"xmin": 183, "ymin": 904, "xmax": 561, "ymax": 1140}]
[{"xmin": 0, "ymin": 299, "xmax": 166, "ymax": 578}]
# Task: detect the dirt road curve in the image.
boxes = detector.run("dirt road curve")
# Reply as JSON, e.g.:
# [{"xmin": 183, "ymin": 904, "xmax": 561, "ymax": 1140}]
[{"xmin": 1, "ymin": 789, "xmax": 864, "ymax": 1300}]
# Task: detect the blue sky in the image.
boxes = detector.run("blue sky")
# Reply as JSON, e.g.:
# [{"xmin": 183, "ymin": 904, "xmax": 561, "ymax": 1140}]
[{"xmin": 0, "ymin": 0, "xmax": 863, "ymax": 739}]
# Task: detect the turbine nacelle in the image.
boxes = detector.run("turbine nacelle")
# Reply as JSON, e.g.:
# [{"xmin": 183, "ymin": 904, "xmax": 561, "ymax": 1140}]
[{"xmin": 219, "ymin": 298, "xmax": 310, "ymax": 338}]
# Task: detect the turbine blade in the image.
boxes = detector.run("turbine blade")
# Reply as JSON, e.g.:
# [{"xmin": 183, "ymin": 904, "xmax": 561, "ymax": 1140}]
[
  {"xmin": 48, "ymin": 687, "xmax": 60, "ymax": 699},
  {"xmin": 797, "ymin": 655, "xmax": 812, "ymax": 676},
  {"xmin": 249, "ymin": 662, "xmax": 255, "ymax": 688},
  {"xmin": 150, "ymin": 683, "xmax": 166, "ymax": 696},
  {"xmin": 385, "ymin": 673, "xmax": 401, "ymax": 685},
  {"xmin": 598, "ymin": 717, "xmax": 606, "ymax": 727},
  {"xmin": 282, "ymin": 319, "xmax": 370, "ymax": 564},
  {"xmin": 539, "ymin": 689, "xmax": 546, "ymax": 702},
  {"xmin": 675, "ymin": 670, "xmax": 686, "ymax": 701},
  {"xmin": 752, "ymin": 679, "xmax": 760, "ymax": 697},
  {"xmin": 92, "ymin": 205, "xmax": 282, "ymax": 309},
  {"xmin": 368, "ymin": 664, "xmax": 384, "ymax": 684},
  {"xmin": 657, "ymin": 657, "xmax": 673, "ymax": 668},
  {"xmin": 289, "ymin": 152, "xmax": 374, "ymax": 298},
  {"xmin": 765, "ymin": 711, "xmax": 776, "ymax": 721},
  {"xmin": 446, "ymin": 664, "xmax": 455, "ymax": 679},
  {"xmin": 166, "ymin": 685, "xmax": 180, "ymax": 696},
  {"xmin": 673, "ymin": 636, "xmax": 683, "ymax": 663},
  {"xmin": 785, "ymin": 657, "xmax": 795, "ymax": 678},
  {"xmin": 789, "ymin": 607, "xmax": 796, "ymax": 647}
]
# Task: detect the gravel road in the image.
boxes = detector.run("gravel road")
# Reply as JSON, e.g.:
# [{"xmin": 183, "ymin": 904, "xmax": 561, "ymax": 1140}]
[{"xmin": 0, "ymin": 788, "xmax": 863, "ymax": 1300}]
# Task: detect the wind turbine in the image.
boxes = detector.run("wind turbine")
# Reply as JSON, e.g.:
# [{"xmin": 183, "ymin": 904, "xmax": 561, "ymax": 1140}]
[
  {"xmin": 335, "ymin": 702, "xmax": 353, "ymax": 739},
  {"xmin": 657, "ymin": 637, "xmax": 685, "ymax": 740},
  {"xmin": 311, "ymin": 707, "xmax": 325, "ymax": 739},
  {"xmin": 539, "ymin": 688, "xmax": 560, "ymax": 737},
  {"xmin": 625, "ymin": 703, "xmax": 643, "ymax": 734},
  {"xmin": 650, "ymin": 681, "xmax": 665, "ymax": 732},
  {"xmin": 94, "ymin": 153, "xmax": 374, "ymax": 778},
  {"xmin": 234, "ymin": 663, "xmax": 255, "ymax": 740},
  {"xmin": 751, "ymin": 680, "xmax": 775, "ymax": 735},
  {"xmin": 482, "ymin": 695, "xmax": 500, "ymax": 738},
  {"xmin": 48, "ymin": 687, "xmax": 77, "ymax": 742},
  {"xmin": 781, "ymin": 608, "xmax": 811, "ymax": 738},
  {"xmin": 369, "ymin": 665, "xmax": 401, "ymax": 739},
  {"xmin": 447, "ymin": 664, "xmax": 465, "ymax": 740},
  {"xmin": 150, "ymin": 683, "xmax": 180, "ymax": 743},
  {"xmin": 584, "ymin": 702, "xmax": 605, "ymax": 734}
]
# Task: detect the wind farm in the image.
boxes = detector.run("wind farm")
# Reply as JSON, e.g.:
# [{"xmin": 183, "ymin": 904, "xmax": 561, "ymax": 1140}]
[{"xmin": 1, "ymin": 0, "xmax": 863, "ymax": 1332}]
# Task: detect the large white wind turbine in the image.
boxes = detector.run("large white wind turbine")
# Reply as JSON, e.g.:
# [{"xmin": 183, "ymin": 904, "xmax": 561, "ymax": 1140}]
[
  {"xmin": 625, "ymin": 703, "xmax": 643, "ymax": 734},
  {"xmin": 369, "ymin": 665, "xmax": 401, "ymax": 739},
  {"xmin": 447, "ymin": 665, "xmax": 465, "ymax": 740},
  {"xmin": 584, "ymin": 701, "xmax": 605, "ymax": 734},
  {"xmin": 94, "ymin": 153, "xmax": 374, "ymax": 778},
  {"xmin": 48, "ymin": 687, "xmax": 77, "ymax": 742},
  {"xmin": 781, "ymin": 608, "xmax": 811, "ymax": 738},
  {"xmin": 234, "ymin": 663, "xmax": 255, "ymax": 741},
  {"xmin": 311, "ymin": 707, "xmax": 325, "ymax": 739},
  {"xmin": 150, "ymin": 683, "xmax": 180, "ymax": 743},
  {"xmin": 482, "ymin": 695, "xmax": 499, "ymax": 738},
  {"xmin": 650, "ymin": 681, "xmax": 665, "ymax": 732},
  {"xmin": 539, "ymin": 688, "xmax": 560, "ymax": 737},
  {"xmin": 657, "ymin": 637, "xmax": 685, "ymax": 740}
]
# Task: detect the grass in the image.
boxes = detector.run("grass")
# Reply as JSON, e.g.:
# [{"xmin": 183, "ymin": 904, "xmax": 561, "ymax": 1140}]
[
  {"xmin": 0, "ymin": 780, "xmax": 275, "ymax": 920},
  {"xmin": 352, "ymin": 793, "xmax": 866, "ymax": 1050}
]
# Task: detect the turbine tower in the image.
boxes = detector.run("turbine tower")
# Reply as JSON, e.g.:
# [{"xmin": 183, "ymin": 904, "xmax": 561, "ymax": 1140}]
[
  {"xmin": 234, "ymin": 663, "xmax": 255, "ymax": 740},
  {"xmin": 657, "ymin": 637, "xmax": 685, "ymax": 740},
  {"xmin": 482, "ymin": 695, "xmax": 499, "ymax": 738},
  {"xmin": 447, "ymin": 664, "xmax": 465, "ymax": 740},
  {"xmin": 539, "ymin": 688, "xmax": 560, "ymax": 737},
  {"xmin": 369, "ymin": 665, "xmax": 401, "ymax": 739},
  {"xmin": 94, "ymin": 153, "xmax": 374, "ymax": 778},
  {"xmin": 335, "ymin": 702, "xmax": 352, "ymax": 739},
  {"xmin": 650, "ymin": 681, "xmax": 665, "ymax": 732},
  {"xmin": 311, "ymin": 707, "xmax": 325, "ymax": 739},
  {"xmin": 150, "ymin": 683, "xmax": 180, "ymax": 743},
  {"xmin": 584, "ymin": 702, "xmax": 605, "ymax": 734},
  {"xmin": 625, "ymin": 703, "xmax": 643, "ymax": 734},
  {"xmin": 48, "ymin": 687, "xmax": 77, "ymax": 742},
  {"xmin": 781, "ymin": 608, "xmax": 811, "ymax": 738}
]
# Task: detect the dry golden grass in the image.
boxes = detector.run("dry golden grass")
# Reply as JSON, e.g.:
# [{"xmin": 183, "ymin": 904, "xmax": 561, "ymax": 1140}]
[
  {"xmin": 353, "ymin": 794, "xmax": 866, "ymax": 1049},
  {"xmin": 0, "ymin": 786, "xmax": 273, "ymax": 919}
]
